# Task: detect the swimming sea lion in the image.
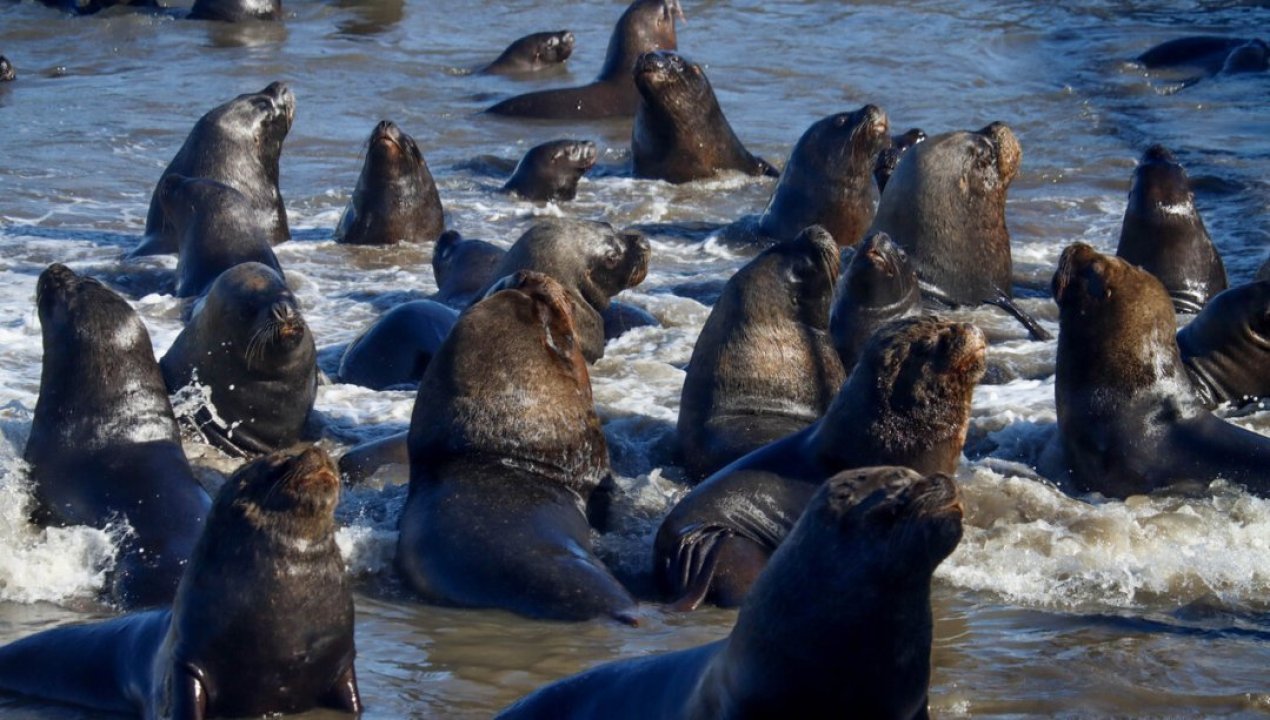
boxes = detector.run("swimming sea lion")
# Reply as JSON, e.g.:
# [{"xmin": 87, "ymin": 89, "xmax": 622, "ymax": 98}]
[
  {"xmin": 431, "ymin": 230, "xmax": 507, "ymax": 309},
  {"xmin": 189, "ymin": 0, "xmax": 280, "ymax": 21},
  {"xmin": 0, "ymin": 445, "xmax": 362, "ymax": 718},
  {"xmin": 1178, "ymin": 280, "xmax": 1270, "ymax": 407},
  {"xmin": 502, "ymin": 139, "xmax": 598, "ymax": 202},
  {"xmin": 485, "ymin": 0, "xmax": 683, "ymax": 120},
  {"xmin": 335, "ymin": 120, "xmax": 444, "ymax": 246},
  {"xmin": 25, "ymin": 264, "xmax": 210, "ymax": 608},
  {"xmin": 874, "ymin": 127, "xmax": 926, "ymax": 193},
  {"xmin": 1114, "ymin": 144, "xmax": 1227, "ymax": 313},
  {"xmin": 631, "ymin": 51, "xmax": 776, "ymax": 184},
  {"xmin": 498, "ymin": 465, "xmax": 962, "ymax": 720},
  {"xmin": 161, "ymin": 262, "xmax": 318, "ymax": 458},
  {"xmin": 656, "ymin": 315, "xmax": 985, "ymax": 609},
  {"xmin": 1052, "ymin": 243, "xmax": 1270, "ymax": 498},
  {"xmin": 0, "ymin": 56, "xmax": 14, "ymax": 82},
  {"xmin": 35, "ymin": 0, "xmax": 155, "ymax": 14},
  {"xmin": 136, "ymin": 82, "xmax": 293, "ymax": 257},
  {"xmin": 829, "ymin": 231, "xmax": 922, "ymax": 373},
  {"xmin": 677, "ymin": 226, "xmax": 845, "ymax": 481},
  {"xmin": 1138, "ymin": 36, "xmax": 1268, "ymax": 77},
  {"xmin": 397, "ymin": 271, "xmax": 637, "ymax": 622},
  {"xmin": 337, "ymin": 299, "xmax": 459, "ymax": 390},
  {"xmin": 479, "ymin": 31, "xmax": 575, "ymax": 75}
]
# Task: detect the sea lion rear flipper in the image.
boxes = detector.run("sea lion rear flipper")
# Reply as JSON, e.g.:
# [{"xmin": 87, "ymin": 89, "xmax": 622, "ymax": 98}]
[
  {"xmin": 665, "ymin": 523, "xmax": 731, "ymax": 612},
  {"xmin": 984, "ymin": 290, "xmax": 1052, "ymax": 341}
]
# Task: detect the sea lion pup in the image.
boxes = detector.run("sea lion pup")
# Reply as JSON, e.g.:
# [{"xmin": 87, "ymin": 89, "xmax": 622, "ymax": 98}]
[
  {"xmin": 0, "ymin": 445, "xmax": 362, "ymax": 718},
  {"xmin": 829, "ymin": 231, "xmax": 922, "ymax": 373},
  {"xmin": 874, "ymin": 127, "xmax": 927, "ymax": 193},
  {"xmin": 135, "ymin": 81, "xmax": 294, "ymax": 257},
  {"xmin": 502, "ymin": 139, "xmax": 598, "ymax": 202},
  {"xmin": 677, "ymin": 226, "xmax": 845, "ymax": 482},
  {"xmin": 334, "ymin": 120, "xmax": 444, "ymax": 246},
  {"xmin": 337, "ymin": 299, "xmax": 459, "ymax": 390},
  {"xmin": 0, "ymin": 56, "xmax": 14, "ymax": 82},
  {"xmin": 25, "ymin": 264, "xmax": 210, "ymax": 608},
  {"xmin": 1138, "ymin": 36, "xmax": 1268, "ymax": 76},
  {"xmin": 656, "ymin": 316, "xmax": 985, "ymax": 609},
  {"xmin": 189, "ymin": 0, "xmax": 280, "ymax": 22},
  {"xmin": 498, "ymin": 465, "xmax": 962, "ymax": 720},
  {"xmin": 485, "ymin": 0, "xmax": 683, "ymax": 119},
  {"xmin": 1052, "ymin": 244, "xmax": 1270, "ymax": 498},
  {"xmin": 397, "ymin": 271, "xmax": 638, "ymax": 623},
  {"xmin": 161, "ymin": 263, "xmax": 318, "ymax": 458},
  {"xmin": 1178, "ymin": 281, "xmax": 1270, "ymax": 407},
  {"xmin": 158, "ymin": 173, "xmax": 283, "ymax": 299},
  {"xmin": 431, "ymin": 229, "xmax": 506, "ymax": 309},
  {"xmin": 1114, "ymin": 144, "xmax": 1227, "ymax": 313},
  {"xmin": 478, "ymin": 30, "xmax": 575, "ymax": 75},
  {"xmin": 631, "ymin": 51, "xmax": 776, "ymax": 184}
]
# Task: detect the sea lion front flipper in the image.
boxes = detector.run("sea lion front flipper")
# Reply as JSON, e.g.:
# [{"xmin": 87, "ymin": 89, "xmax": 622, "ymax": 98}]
[
  {"xmin": 169, "ymin": 662, "xmax": 209, "ymax": 720},
  {"xmin": 664, "ymin": 523, "xmax": 731, "ymax": 611},
  {"xmin": 984, "ymin": 290, "xmax": 1052, "ymax": 341},
  {"xmin": 320, "ymin": 662, "xmax": 363, "ymax": 713}
]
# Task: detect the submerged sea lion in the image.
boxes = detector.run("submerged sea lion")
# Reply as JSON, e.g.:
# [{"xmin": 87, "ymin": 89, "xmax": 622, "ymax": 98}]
[
  {"xmin": 677, "ymin": 226, "xmax": 845, "ymax": 481},
  {"xmin": 161, "ymin": 262, "xmax": 318, "ymax": 458},
  {"xmin": 485, "ymin": 0, "xmax": 683, "ymax": 120},
  {"xmin": 431, "ymin": 229, "xmax": 507, "ymax": 309},
  {"xmin": 337, "ymin": 300, "xmax": 459, "ymax": 390},
  {"xmin": 136, "ymin": 82, "xmax": 293, "ymax": 257},
  {"xmin": 35, "ymin": 0, "xmax": 155, "ymax": 14},
  {"xmin": 0, "ymin": 56, "xmax": 14, "ymax": 82},
  {"xmin": 1114, "ymin": 144, "xmax": 1226, "ymax": 313},
  {"xmin": 335, "ymin": 120, "xmax": 444, "ymax": 246},
  {"xmin": 502, "ymin": 139, "xmax": 598, "ymax": 202},
  {"xmin": 829, "ymin": 231, "xmax": 922, "ymax": 372},
  {"xmin": 189, "ymin": 0, "xmax": 280, "ymax": 21},
  {"xmin": 874, "ymin": 127, "xmax": 926, "ymax": 192},
  {"xmin": 498, "ymin": 465, "xmax": 962, "ymax": 720},
  {"xmin": 25, "ymin": 264, "xmax": 210, "ymax": 608},
  {"xmin": 0, "ymin": 445, "xmax": 361, "ymax": 718},
  {"xmin": 631, "ymin": 51, "xmax": 776, "ymax": 184},
  {"xmin": 1178, "ymin": 281, "xmax": 1270, "ymax": 407},
  {"xmin": 479, "ymin": 31, "xmax": 575, "ymax": 75},
  {"xmin": 1138, "ymin": 36, "xmax": 1268, "ymax": 77},
  {"xmin": 397, "ymin": 271, "xmax": 637, "ymax": 622},
  {"xmin": 1052, "ymin": 243, "xmax": 1270, "ymax": 498}
]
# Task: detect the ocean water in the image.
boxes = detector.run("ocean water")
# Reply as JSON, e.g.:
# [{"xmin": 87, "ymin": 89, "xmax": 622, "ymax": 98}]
[{"xmin": 0, "ymin": 0, "xmax": 1268, "ymax": 717}]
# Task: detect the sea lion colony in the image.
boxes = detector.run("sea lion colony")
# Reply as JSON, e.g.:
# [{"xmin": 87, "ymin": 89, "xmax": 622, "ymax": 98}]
[{"xmin": 0, "ymin": 1, "xmax": 1267, "ymax": 718}]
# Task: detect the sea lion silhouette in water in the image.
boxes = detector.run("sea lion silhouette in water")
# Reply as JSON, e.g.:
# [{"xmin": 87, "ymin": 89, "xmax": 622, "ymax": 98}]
[
  {"xmin": 1114, "ymin": 144, "xmax": 1226, "ymax": 313},
  {"xmin": 498, "ymin": 465, "xmax": 962, "ymax": 720},
  {"xmin": 136, "ymin": 82, "xmax": 294, "ymax": 256},
  {"xmin": 1138, "ymin": 36, "xmax": 1268, "ymax": 82},
  {"xmin": 829, "ymin": 231, "xmax": 922, "ymax": 373},
  {"xmin": 657, "ymin": 316, "xmax": 985, "ymax": 609},
  {"xmin": 478, "ymin": 31, "xmax": 575, "ymax": 75},
  {"xmin": 397, "ymin": 271, "xmax": 638, "ymax": 623},
  {"xmin": 25, "ymin": 264, "xmax": 210, "ymax": 608},
  {"xmin": 677, "ymin": 226, "xmax": 845, "ymax": 482},
  {"xmin": 188, "ymin": 0, "xmax": 280, "ymax": 22},
  {"xmin": 485, "ymin": 0, "xmax": 683, "ymax": 120},
  {"xmin": 502, "ymin": 139, "xmax": 598, "ymax": 202},
  {"xmin": 1178, "ymin": 280, "xmax": 1270, "ymax": 407},
  {"xmin": 1052, "ymin": 243, "xmax": 1270, "ymax": 498},
  {"xmin": 335, "ymin": 120, "xmax": 444, "ymax": 246},
  {"xmin": 0, "ymin": 445, "xmax": 362, "ymax": 718}
]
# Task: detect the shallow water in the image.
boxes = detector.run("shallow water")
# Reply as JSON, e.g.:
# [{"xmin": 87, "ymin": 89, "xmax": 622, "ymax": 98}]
[{"xmin": 1, "ymin": 0, "xmax": 1268, "ymax": 717}]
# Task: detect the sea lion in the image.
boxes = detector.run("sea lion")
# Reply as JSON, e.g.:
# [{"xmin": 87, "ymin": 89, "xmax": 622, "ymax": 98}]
[
  {"xmin": 1114, "ymin": 144, "xmax": 1227, "ymax": 313},
  {"xmin": 479, "ymin": 31, "xmax": 575, "ymax": 75},
  {"xmin": 397, "ymin": 271, "xmax": 637, "ymax": 622},
  {"xmin": 25, "ymin": 264, "xmax": 210, "ymax": 608},
  {"xmin": 502, "ymin": 139, "xmax": 598, "ymax": 202},
  {"xmin": 656, "ymin": 315, "xmax": 985, "ymax": 609},
  {"xmin": 135, "ymin": 82, "xmax": 293, "ymax": 257},
  {"xmin": 337, "ymin": 299, "xmax": 459, "ymax": 390},
  {"xmin": 874, "ymin": 127, "xmax": 927, "ymax": 192},
  {"xmin": 631, "ymin": 51, "xmax": 776, "ymax": 184},
  {"xmin": 829, "ymin": 231, "xmax": 922, "ymax": 373},
  {"xmin": 0, "ymin": 56, "xmax": 14, "ymax": 82},
  {"xmin": 161, "ymin": 262, "xmax": 318, "ymax": 458},
  {"xmin": 334, "ymin": 120, "xmax": 444, "ymax": 246},
  {"xmin": 485, "ymin": 0, "xmax": 683, "ymax": 120},
  {"xmin": 35, "ymin": 0, "xmax": 155, "ymax": 14},
  {"xmin": 1178, "ymin": 281, "xmax": 1270, "ymax": 407},
  {"xmin": 1138, "ymin": 36, "xmax": 1268, "ymax": 77},
  {"xmin": 157, "ymin": 173, "xmax": 283, "ymax": 299},
  {"xmin": 0, "ymin": 445, "xmax": 362, "ymax": 718},
  {"xmin": 1052, "ymin": 243, "xmax": 1270, "ymax": 498},
  {"xmin": 498, "ymin": 465, "xmax": 962, "ymax": 720},
  {"xmin": 431, "ymin": 229, "xmax": 507, "ymax": 309},
  {"xmin": 1259, "ymin": 257, "xmax": 1270, "ymax": 282},
  {"xmin": 189, "ymin": 0, "xmax": 280, "ymax": 21},
  {"xmin": 677, "ymin": 226, "xmax": 845, "ymax": 481}
]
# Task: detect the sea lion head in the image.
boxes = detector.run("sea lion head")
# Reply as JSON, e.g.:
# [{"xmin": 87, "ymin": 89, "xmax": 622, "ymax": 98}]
[
  {"xmin": 533, "ymin": 30, "xmax": 576, "ymax": 65},
  {"xmin": 606, "ymin": 0, "xmax": 684, "ymax": 78},
  {"xmin": 501, "ymin": 218, "xmax": 650, "ymax": 312},
  {"xmin": 839, "ymin": 231, "xmax": 920, "ymax": 312},
  {"xmin": 1221, "ymin": 38, "xmax": 1269, "ymax": 74},
  {"xmin": 365, "ymin": 120, "xmax": 424, "ymax": 179},
  {"xmin": 210, "ymin": 81, "xmax": 295, "ymax": 169},
  {"xmin": 432, "ymin": 231, "xmax": 506, "ymax": 304},
  {"xmin": 977, "ymin": 121, "xmax": 1021, "ymax": 187},
  {"xmin": 632, "ymin": 51, "xmax": 708, "ymax": 119},
  {"xmin": 742, "ymin": 225, "xmax": 840, "ymax": 331},
  {"xmin": 507, "ymin": 139, "xmax": 598, "ymax": 202},
  {"xmin": 798, "ymin": 105, "xmax": 891, "ymax": 180},
  {"xmin": 195, "ymin": 262, "xmax": 312, "ymax": 369},
  {"xmin": 37, "ymin": 263, "xmax": 148, "ymax": 354},
  {"xmin": 0, "ymin": 56, "xmax": 15, "ymax": 82},
  {"xmin": 1127, "ymin": 144, "xmax": 1196, "ymax": 222},
  {"xmin": 218, "ymin": 443, "xmax": 340, "ymax": 537}
]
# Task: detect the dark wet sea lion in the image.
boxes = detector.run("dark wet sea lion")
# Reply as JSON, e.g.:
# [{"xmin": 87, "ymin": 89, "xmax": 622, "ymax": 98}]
[
  {"xmin": 631, "ymin": 51, "xmax": 776, "ymax": 184},
  {"xmin": 431, "ymin": 229, "xmax": 507, "ymax": 309},
  {"xmin": 656, "ymin": 315, "xmax": 985, "ymax": 609},
  {"xmin": 337, "ymin": 299, "xmax": 459, "ymax": 390},
  {"xmin": 677, "ymin": 226, "xmax": 845, "ymax": 481},
  {"xmin": 397, "ymin": 271, "xmax": 637, "ymax": 622},
  {"xmin": 874, "ymin": 127, "xmax": 927, "ymax": 193},
  {"xmin": 136, "ymin": 82, "xmax": 293, "ymax": 256},
  {"xmin": 1178, "ymin": 281, "xmax": 1270, "ymax": 407},
  {"xmin": 1052, "ymin": 243, "xmax": 1270, "ymax": 498},
  {"xmin": 35, "ymin": 0, "xmax": 155, "ymax": 14},
  {"xmin": 479, "ymin": 30, "xmax": 575, "ymax": 75},
  {"xmin": 189, "ymin": 0, "xmax": 280, "ymax": 21},
  {"xmin": 1259, "ymin": 257, "xmax": 1270, "ymax": 282},
  {"xmin": 502, "ymin": 139, "xmax": 597, "ymax": 202},
  {"xmin": 1138, "ymin": 36, "xmax": 1268, "ymax": 76},
  {"xmin": 0, "ymin": 445, "xmax": 361, "ymax": 718},
  {"xmin": 161, "ymin": 262, "xmax": 318, "ymax": 458},
  {"xmin": 1114, "ymin": 144, "xmax": 1227, "ymax": 313},
  {"xmin": 485, "ymin": 0, "xmax": 682, "ymax": 119},
  {"xmin": 829, "ymin": 231, "xmax": 922, "ymax": 373},
  {"xmin": 499, "ymin": 465, "xmax": 962, "ymax": 720},
  {"xmin": 158, "ymin": 173, "xmax": 283, "ymax": 298},
  {"xmin": 0, "ymin": 56, "xmax": 14, "ymax": 82},
  {"xmin": 335, "ymin": 120, "xmax": 444, "ymax": 246},
  {"xmin": 25, "ymin": 264, "xmax": 210, "ymax": 608}
]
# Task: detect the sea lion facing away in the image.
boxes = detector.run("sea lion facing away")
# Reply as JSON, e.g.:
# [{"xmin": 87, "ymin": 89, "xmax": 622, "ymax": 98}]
[
  {"xmin": 335, "ymin": 120, "xmax": 444, "ymax": 246},
  {"xmin": 431, "ymin": 229, "xmax": 507, "ymax": 309},
  {"xmin": 479, "ymin": 31, "xmax": 575, "ymax": 75}
]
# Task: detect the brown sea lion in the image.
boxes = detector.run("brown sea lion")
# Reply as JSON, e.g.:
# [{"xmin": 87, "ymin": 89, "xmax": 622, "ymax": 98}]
[
  {"xmin": 397, "ymin": 271, "xmax": 637, "ymax": 622},
  {"xmin": 502, "ymin": 139, "xmax": 598, "ymax": 202},
  {"xmin": 677, "ymin": 226, "xmax": 845, "ymax": 482},
  {"xmin": 478, "ymin": 31, "xmax": 575, "ymax": 75},
  {"xmin": 1178, "ymin": 281, "xmax": 1270, "ymax": 407},
  {"xmin": 431, "ymin": 229, "xmax": 507, "ymax": 309},
  {"xmin": 485, "ymin": 0, "xmax": 682, "ymax": 119},
  {"xmin": 188, "ymin": 0, "xmax": 280, "ymax": 21},
  {"xmin": 335, "ymin": 120, "xmax": 444, "ymax": 246},
  {"xmin": 25, "ymin": 264, "xmax": 210, "ymax": 608},
  {"xmin": 0, "ymin": 445, "xmax": 362, "ymax": 718},
  {"xmin": 337, "ymin": 299, "xmax": 460, "ymax": 390},
  {"xmin": 874, "ymin": 127, "xmax": 927, "ymax": 193},
  {"xmin": 829, "ymin": 231, "xmax": 922, "ymax": 373},
  {"xmin": 498, "ymin": 466, "xmax": 962, "ymax": 720},
  {"xmin": 1052, "ymin": 243, "xmax": 1270, "ymax": 498},
  {"xmin": 656, "ymin": 315, "xmax": 985, "ymax": 609},
  {"xmin": 1114, "ymin": 144, "xmax": 1227, "ymax": 313},
  {"xmin": 631, "ymin": 51, "xmax": 776, "ymax": 184}
]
